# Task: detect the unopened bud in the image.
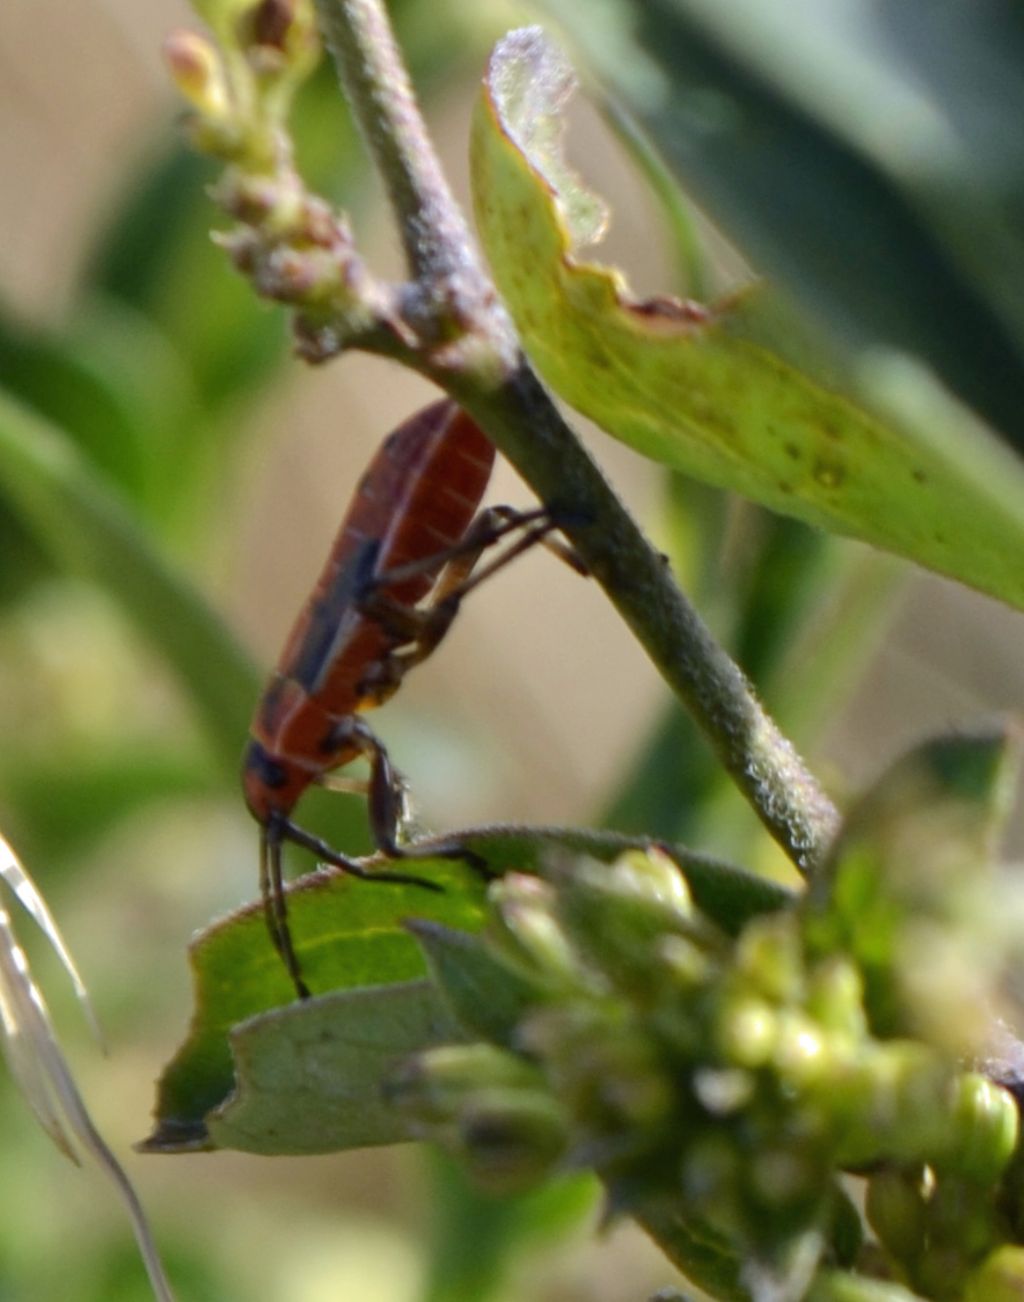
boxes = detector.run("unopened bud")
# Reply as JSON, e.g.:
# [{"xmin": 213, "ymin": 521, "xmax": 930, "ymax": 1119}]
[
  {"xmin": 386, "ymin": 1043, "xmax": 538, "ymax": 1127},
  {"xmin": 657, "ymin": 933, "xmax": 710, "ymax": 990},
  {"xmin": 942, "ymin": 1073, "xmax": 1019, "ymax": 1184},
  {"xmin": 832, "ymin": 1043, "xmax": 949, "ymax": 1168},
  {"xmin": 554, "ymin": 850, "xmax": 703, "ymax": 995},
  {"xmin": 487, "ymin": 875, "xmax": 581, "ymax": 986},
  {"xmin": 164, "ymin": 30, "xmax": 229, "ymax": 118},
  {"xmin": 734, "ymin": 915, "xmax": 804, "ymax": 1005},
  {"xmin": 456, "ymin": 1091, "xmax": 569, "ymax": 1194},
  {"xmin": 806, "ymin": 956, "xmax": 867, "ymax": 1039},
  {"xmin": 386, "ymin": 1044, "xmax": 566, "ymax": 1194},
  {"xmin": 810, "ymin": 1269, "xmax": 926, "ymax": 1301},
  {"xmin": 716, "ymin": 996, "xmax": 777, "ymax": 1069},
  {"xmin": 773, "ymin": 1011, "xmax": 829, "ymax": 1088},
  {"xmin": 965, "ymin": 1246, "xmax": 1024, "ymax": 1302},
  {"xmin": 865, "ymin": 1168, "xmax": 927, "ymax": 1267},
  {"xmin": 747, "ymin": 1144, "xmax": 818, "ymax": 1211},
  {"xmin": 523, "ymin": 1002, "xmax": 672, "ymax": 1135}
]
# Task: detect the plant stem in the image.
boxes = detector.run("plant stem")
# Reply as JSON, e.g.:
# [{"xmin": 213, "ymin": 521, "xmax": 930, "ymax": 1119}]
[
  {"xmin": 314, "ymin": 0, "xmax": 498, "ymax": 342},
  {"xmin": 312, "ymin": 0, "xmax": 840, "ymax": 875}
]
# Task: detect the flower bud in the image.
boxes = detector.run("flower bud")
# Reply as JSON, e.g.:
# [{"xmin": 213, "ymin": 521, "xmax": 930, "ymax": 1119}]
[
  {"xmin": 733, "ymin": 916, "xmax": 804, "ymax": 1006},
  {"xmin": 164, "ymin": 30, "xmax": 230, "ymax": 119},
  {"xmin": 657, "ymin": 933, "xmax": 711, "ymax": 992},
  {"xmin": 553, "ymin": 851, "xmax": 703, "ymax": 996},
  {"xmin": 773, "ymin": 1012, "xmax": 831, "ymax": 1089},
  {"xmin": 715, "ymin": 995, "xmax": 778, "ymax": 1069},
  {"xmin": 455, "ymin": 1090, "xmax": 569, "ymax": 1194},
  {"xmin": 487, "ymin": 875, "xmax": 582, "ymax": 986},
  {"xmin": 386, "ymin": 1043, "xmax": 539, "ymax": 1128},
  {"xmin": 523, "ymin": 1005, "xmax": 672, "ymax": 1132},
  {"xmin": 806, "ymin": 956, "xmax": 867, "ymax": 1039},
  {"xmin": 965, "ymin": 1246, "xmax": 1024, "ymax": 1302},
  {"xmin": 941, "ymin": 1072, "xmax": 1019, "ymax": 1184},
  {"xmin": 810, "ymin": 1269, "xmax": 927, "ymax": 1300},
  {"xmin": 865, "ymin": 1168, "xmax": 927, "ymax": 1268}
]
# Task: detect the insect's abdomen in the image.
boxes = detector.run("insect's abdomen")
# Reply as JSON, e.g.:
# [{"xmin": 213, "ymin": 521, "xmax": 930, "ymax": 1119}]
[{"xmin": 244, "ymin": 400, "xmax": 495, "ymax": 823}]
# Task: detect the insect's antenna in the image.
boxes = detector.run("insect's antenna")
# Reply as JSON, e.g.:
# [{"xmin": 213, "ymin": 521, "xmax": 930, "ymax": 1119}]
[{"xmin": 260, "ymin": 824, "xmax": 311, "ymax": 1000}]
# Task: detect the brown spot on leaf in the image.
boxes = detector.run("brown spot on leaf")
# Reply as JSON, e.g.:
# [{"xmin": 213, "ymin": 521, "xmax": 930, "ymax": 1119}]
[
  {"xmin": 814, "ymin": 460, "xmax": 844, "ymax": 490},
  {"xmin": 627, "ymin": 295, "xmax": 710, "ymax": 334}
]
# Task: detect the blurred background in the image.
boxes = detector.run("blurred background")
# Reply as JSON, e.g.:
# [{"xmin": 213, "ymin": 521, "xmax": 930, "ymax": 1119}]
[{"xmin": 1, "ymin": 0, "xmax": 1022, "ymax": 1298}]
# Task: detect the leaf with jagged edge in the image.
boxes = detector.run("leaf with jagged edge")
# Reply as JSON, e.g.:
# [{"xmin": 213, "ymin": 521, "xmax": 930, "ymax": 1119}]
[
  {"xmin": 209, "ymin": 979, "xmax": 464, "ymax": 1154},
  {"xmin": 143, "ymin": 857, "xmax": 488, "ymax": 1152},
  {"xmin": 145, "ymin": 828, "xmax": 790, "ymax": 1153},
  {"xmin": 471, "ymin": 28, "xmax": 1024, "ymax": 612},
  {"xmin": 540, "ymin": 0, "xmax": 1024, "ymax": 452}
]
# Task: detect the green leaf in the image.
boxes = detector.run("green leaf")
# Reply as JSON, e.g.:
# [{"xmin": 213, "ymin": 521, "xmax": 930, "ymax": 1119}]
[
  {"xmin": 628, "ymin": 1196, "xmax": 747, "ymax": 1301},
  {"xmin": 450, "ymin": 825, "xmax": 794, "ymax": 932},
  {"xmin": 0, "ymin": 303, "xmax": 148, "ymax": 503},
  {"xmin": 0, "ymin": 746, "xmax": 218, "ymax": 866},
  {"xmin": 408, "ymin": 920, "xmax": 543, "ymax": 1047},
  {"xmin": 471, "ymin": 29, "xmax": 1024, "ymax": 611},
  {"xmin": 539, "ymin": 0, "xmax": 1024, "ymax": 450},
  {"xmin": 81, "ymin": 142, "xmax": 286, "ymax": 419},
  {"xmin": 144, "ymin": 858, "xmax": 488, "ymax": 1151},
  {"xmin": 0, "ymin": 391, "xmax": 258, "ymax": 772},
  {"xmin": 209, "ymin": 980, "xmax": 464, "ymax": 1154}
]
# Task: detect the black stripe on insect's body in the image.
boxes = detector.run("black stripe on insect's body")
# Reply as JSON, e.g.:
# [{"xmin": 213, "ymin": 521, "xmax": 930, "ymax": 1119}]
[
  {"xmin": 286, "ymin": 538, "xmax": 382, "ymax": 693},
  {"xmin": 317, "ymin": 714, "xmax": 358, "ymax": 756},
  {"xmin": 244, "ymin": 739, "xmax": 289, "ymax": 789}
]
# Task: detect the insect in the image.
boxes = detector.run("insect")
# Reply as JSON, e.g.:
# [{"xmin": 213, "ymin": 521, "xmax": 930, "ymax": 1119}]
[{"xmin": 243, "ymin": 398, "xmax": 560, "ymax": 997}]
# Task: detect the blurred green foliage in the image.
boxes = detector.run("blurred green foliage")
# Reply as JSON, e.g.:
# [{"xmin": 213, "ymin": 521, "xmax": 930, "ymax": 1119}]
[{"xmin": 0, "ymin": 0, "xmax": 1022, "ymax": 1299}]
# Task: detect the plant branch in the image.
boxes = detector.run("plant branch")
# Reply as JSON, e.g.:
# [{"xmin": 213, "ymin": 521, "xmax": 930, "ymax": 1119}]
[
  {"xmin": 310, "ymin": 0, "xmax": 841, "ymax": 875},
  {"xmin": 313, "ymin": 0, "xmax": 498, "ymax": 342}
]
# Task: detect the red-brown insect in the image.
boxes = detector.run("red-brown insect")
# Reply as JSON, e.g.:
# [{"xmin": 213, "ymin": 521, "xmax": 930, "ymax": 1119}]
[{"xmin": 243, "ymin": 399, "xmax": 556, "ymax": 996}]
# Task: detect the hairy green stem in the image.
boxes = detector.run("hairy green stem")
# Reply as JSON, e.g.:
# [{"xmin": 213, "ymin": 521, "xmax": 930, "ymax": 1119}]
[
  {"xmin": 313, "ymin": 0, "xmax": 496, "ymax": 339},
  {"xmin": 312, "ymin": 0, "xmax": 840, "ymax": 874}
]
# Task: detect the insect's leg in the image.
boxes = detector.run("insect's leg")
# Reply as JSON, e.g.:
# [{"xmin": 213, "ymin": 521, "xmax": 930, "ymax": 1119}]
[
  {"xmin": 276, "ymin": 809, "xmax": 444, "ymax": 892},
  {"xmin": 364, "ymin": 505, "xmax": 553, "ymax": 599},
  {"xmin": 353, "ymin": 507, "xmax": 543, "ymax": 648},
  {"xmin": 260, "ymin": 822, "xmax": 312, "ymax": 1000},
  {"xmin": 406, "ymin": 513, "xmax": 569, "ymax": 670},
  {"xmin": 342, "ymin": 718, "xmax": 490, "ymax": 876},
  {"xmin": 357, "ymin": 509, "xmax": 576, "ymax": 703},
  {"xmin": 437, "ymin": 504, "xmax": 589, "ymax": 582},
  {"xmin": 316, "ymin": 773, "xmax": 370, "ymax": 796}
]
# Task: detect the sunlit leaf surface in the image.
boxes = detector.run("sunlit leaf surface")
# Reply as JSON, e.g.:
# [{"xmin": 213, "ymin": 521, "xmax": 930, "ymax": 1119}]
[
  {"xmin": 471, "ymin": 28, "xmax": 1024, "ymax": 611},
  {"xmin": 539, "ymin": 0, "xmax": 1024, "ymax": 450}
]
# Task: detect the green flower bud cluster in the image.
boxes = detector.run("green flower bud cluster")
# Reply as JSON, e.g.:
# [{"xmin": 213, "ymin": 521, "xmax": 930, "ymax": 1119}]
[
  {"xmin": 394, "ymin": 839, "xmax": 1023, "ymax": 1298},
  {"xmin": 165, "ymin": 1, "xmax": 384, "ymax": 326},
  {"xmin": 387, "ymin": 1043, "xmax": 568, "ymax": 1197},
  {"xmin": 166, "ymin": 0, "xmax": 319, "ymax": 167}
]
